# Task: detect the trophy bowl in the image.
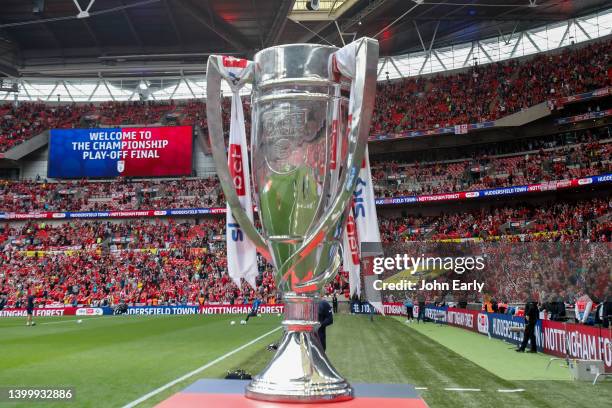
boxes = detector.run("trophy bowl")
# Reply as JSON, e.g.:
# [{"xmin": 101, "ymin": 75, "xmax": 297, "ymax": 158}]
[{"xmin": 207, "ymin": 38, "xmax": 379, "ymax": 403}]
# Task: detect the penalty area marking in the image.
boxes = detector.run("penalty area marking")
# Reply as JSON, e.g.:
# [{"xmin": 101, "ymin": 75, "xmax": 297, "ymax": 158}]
[
  {"xmin": 497, "ymin": 389, "xmax": 525, "ymax": 393},
  {"xmin": 121, "ymin": 326, "xmax": 282, "ymax": 408}
]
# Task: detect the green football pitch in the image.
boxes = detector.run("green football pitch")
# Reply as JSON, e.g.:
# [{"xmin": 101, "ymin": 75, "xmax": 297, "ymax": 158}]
[{"xmin": 0, "ymin": 314, "xmax": 610, "ymax": 408}]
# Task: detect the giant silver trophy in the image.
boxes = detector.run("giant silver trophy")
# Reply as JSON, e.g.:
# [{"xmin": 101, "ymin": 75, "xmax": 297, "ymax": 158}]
[{"xmin": 207, "ymin": 38, "xmax": 378, "ymax": 402}]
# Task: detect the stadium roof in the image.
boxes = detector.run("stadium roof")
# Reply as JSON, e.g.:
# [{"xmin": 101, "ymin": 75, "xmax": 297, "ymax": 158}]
[{"xmin": 0, "ymin": 0, "xmax": 610, "ymax": 79}]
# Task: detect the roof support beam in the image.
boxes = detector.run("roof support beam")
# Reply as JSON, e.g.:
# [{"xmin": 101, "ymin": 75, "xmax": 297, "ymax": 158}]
[
  {"xmin": 574, "ymin": 19, "xmax": 592, "ymax": 40},
  {"xmin": 102, "ymin": 78, "xmax": 115, "ymax": 101},
  {"xmin": 182, "ymin": 75, "xmax": 196, "ymax": 99},
  {"xmin": 414, "ymin": 20, "xmax": 439, "ymax": 75},
  {"xmin": 388, "ymin": 57, "xmax": 403, "ymax": 79},
  {"xmin": 509, "ymin": 31, "xmax": 523, "ymax": 58},
  {"xmin": 418, "ymin": 54, "xmax": 429, "ymax": 74},
  {"xmin": 477, "ymin": 41, "xmax": 493, "ymax": 63},
  {"xmin": 462, "ymin": 42, "xmax": 475, "ymax": 67},
  {"xmin": 524, "ymin": 31, "xmax": 541, "ymax": 52},
  {"xmin": 498, "ymin": 22, "xmax": 519, "ymax": 45},
  {"xmin": 377, "ymin": 58, "xmax": 387, "ymax": 77},
  {"xmin": 432, "ymin": 50, "xmax": 446, "ymax": 71},
  {"xmin": 87, "ymin": 80, "xmax": 99, "ymax": 102},
  {"xmin": 414, "ymin": 21, "xmax": 427, "ymax": 52},
  {"xmin": 46, "ymin": 81, "xmax": 59, "ymax": 101},
  {"xmin": 62, "ymin": 81, "xmax": 74, "ymax": 102},
  {"xmin": 558, "ymin": 20, "xmax": 571, "ymax": 47}
]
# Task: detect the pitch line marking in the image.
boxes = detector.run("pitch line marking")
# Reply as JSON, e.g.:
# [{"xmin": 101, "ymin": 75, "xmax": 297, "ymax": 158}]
[
  {"xmin": 444, "ymin": 388, "xmax": 481, "ymax": 392},
  {"xmin": 497, "ymin": 389, "xmax": 525, "ymax": 393},
  {"xmin": 40, "ymin": 316, "xmax": 115, "ymax": 325},
  {"xmin": 415, "ymin": 387, "xmax": 428, "ymax": 390},
  {"xmin": 121, "ymin": 326, "xmax": 282, "ymax": 408}
]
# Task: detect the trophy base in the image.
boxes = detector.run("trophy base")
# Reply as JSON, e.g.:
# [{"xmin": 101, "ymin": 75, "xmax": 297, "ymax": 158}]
[{"xmin": 245, "ymin": 295, "xmax": 353, "ymax": 403}]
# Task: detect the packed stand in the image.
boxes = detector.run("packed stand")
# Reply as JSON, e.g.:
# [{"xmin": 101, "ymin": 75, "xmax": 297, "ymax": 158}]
[
  {"xmin": 0, "ymin": 219, "xmax": 277, "ymax": 308},
  {"xmin": 372, "ymin": 39, "xmax": 611, "ymax": 135},
  {"xmin": 1, "ymin": 194, "xmax": 609, "ymax": 308},
  {"xmin": 0, "ymin": 177, "xmax": 223, "ymax": 213},
  {"xmin": 373, "ymin": 127, "xmax": 611, "ymax": 196},
  {"xmin": 0, "ymin": 103, "xmax": 94, "ymax": 152},
  {"xmin": 378, "ymin": 197, "xmax": 611, "ymax": 242},
  {"xmin": 377, "ymin": 198, "xmax": 611, "ymax": 304}
]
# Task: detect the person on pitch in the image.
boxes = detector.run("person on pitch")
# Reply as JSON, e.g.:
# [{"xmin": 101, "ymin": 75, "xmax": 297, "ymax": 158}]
[
  {"xmin": 516, "ymin": 293, "xmax": 539, "ymax": 353},
  {"xmin": 242, "ymin": 295, "xmax": 262, "ymax": 324},
  {"xmin": 332, "ymin": 293, "xmax": 338, "ymax": 313},
  {"xmin": 26, "ymin": 288, "xmax": 36, "ymax": 327},
  {"xmin": 404, "ymin": 296, "xmax": 414, "ymax": 323},
  {"xmin": 317, "ymin": 299, "xmax": 334, "ymax": 351},
  {"xmin": 417, "ymin": 294, "xmax": 426, "ymax": 323}
]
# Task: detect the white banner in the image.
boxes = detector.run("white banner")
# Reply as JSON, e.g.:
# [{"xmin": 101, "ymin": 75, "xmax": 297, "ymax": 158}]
[
  {"xmin": 218, "ymin": 56, "xmax": 258, "ymax": 289},
  {"xmin": 343, "ymin": 210, "xmax": 361, "ymax": 296},
  {"xmin": 354, "ymin": 147, "xmax": 384, "ymax": 314},
  {"xmin": 332, "ymin": 42, "xmax": 384, "ymax": 313}
]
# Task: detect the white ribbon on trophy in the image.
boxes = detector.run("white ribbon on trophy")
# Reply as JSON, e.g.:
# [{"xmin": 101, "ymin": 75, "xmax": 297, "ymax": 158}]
[
  {"xmin": 341, "ymin": 147, "xmax": 384, "ymax": 314},
  {"xmin": 342, "ymin": 205, "xmax": 361, "ymax": 296},
  {"xmin": 215, "ymin": 56, "xmax": 258, "ymax": 288},
  {"xmin": 332, "ymin": 47, "xmax": 384, "ymax": 314}
]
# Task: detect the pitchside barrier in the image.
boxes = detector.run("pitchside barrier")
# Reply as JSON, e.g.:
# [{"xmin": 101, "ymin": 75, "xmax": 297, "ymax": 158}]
[
  {"xmin": 422, "ymin": 306, "xmax": 612, "ymax": 373},
  {"xmin": 0, "ymin": 304, "xmax": 285, "ymax": 318}
]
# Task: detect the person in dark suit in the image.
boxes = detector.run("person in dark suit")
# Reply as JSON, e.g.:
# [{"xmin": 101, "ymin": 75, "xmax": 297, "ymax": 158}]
[
  {"xmin": 604, "ymin": 294, "xmax": 612, "ymax": 328},
  {"xmin": 517, "ymin": 297, "xmax": 539, "ymax": 353},
  {"xmin": 595, "ymin": 294, "xmax": 612, "ymax": 328},
  {"xmin": 26, "ymin": 290, "xmax": 36, "ymax": 327},
  {"xmin": 317, "ymin": 299, "xmax": 333, "ymax": 351},
  {"xmin": 417, "ymin": 295, "xmax": 426, "ymax": 323},
  {"xmin": 332, "ymin": 293, "xmax": 338, "ymax": 314}
]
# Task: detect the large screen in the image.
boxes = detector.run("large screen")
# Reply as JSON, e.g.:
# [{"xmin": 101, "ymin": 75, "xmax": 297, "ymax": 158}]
[{"xmin": 48, "ymin": 126, "xmax": 193, "ymax": 178}]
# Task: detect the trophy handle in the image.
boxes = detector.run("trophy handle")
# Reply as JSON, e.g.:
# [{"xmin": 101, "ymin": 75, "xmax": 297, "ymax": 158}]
[
  {"xmin": 280, "ymin": 37, "xmax": 379, "ymax": 291},
  {"xmin": 206, "ymin": 56, "xmax": 270, "ymax": 260}
]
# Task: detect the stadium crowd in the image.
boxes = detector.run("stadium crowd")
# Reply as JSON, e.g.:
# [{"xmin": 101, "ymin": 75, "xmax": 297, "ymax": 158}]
[
  {"xmin": 0, "ymin": 177, "xmax": 222, "ymax": 213},
  {"xmin": 373, "ymin": 129, "xmax": 611, "ymax": 196},
  {"xmin": 0, "ymin": 194, "xmax": 609, "ymax": 308},
  {"xmin": 1, "ymin": 39, "xmax": 609, "ymax": 153},
  {"xmin": 379, "ymin": 197, "xmax": 611, "ymax": 242},
  {"xmin": 0, "ymin": 220, "xmax": 277, "ymax": 308},
  {"xmin": 372, "ymin": 39, "xmax": 610, "ymax": 135}
]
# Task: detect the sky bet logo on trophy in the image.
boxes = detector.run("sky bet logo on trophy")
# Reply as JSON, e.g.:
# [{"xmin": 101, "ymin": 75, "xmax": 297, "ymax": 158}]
[{"xmin": 207, "ymin": 39, "xmax": 379, "ymax": 402}]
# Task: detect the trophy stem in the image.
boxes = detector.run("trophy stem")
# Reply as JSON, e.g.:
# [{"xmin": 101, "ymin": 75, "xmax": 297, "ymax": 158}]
[{"xmin": 245, "ymin": 293, "xmax": 353, "ymax": 403}]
